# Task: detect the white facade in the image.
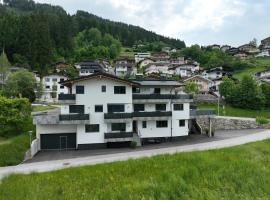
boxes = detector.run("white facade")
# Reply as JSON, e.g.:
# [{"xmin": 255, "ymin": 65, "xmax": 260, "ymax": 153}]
[
  {"xmin": 256, "ymin": 49, "xmax": 270, "ymax": 57},
  {"xmin": 135, "ymin": 53, "xmax": 151, "ymax": 63},
  {"xmin": 174, "ymin": 64, "xmax": 200, "ymax": 77},
  {"xmin": 38, "ymin": 74, "xmax": 69, "ymax": 103}
]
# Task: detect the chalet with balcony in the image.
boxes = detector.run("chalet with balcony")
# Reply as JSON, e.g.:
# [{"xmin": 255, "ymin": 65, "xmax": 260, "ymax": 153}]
[
  {"xmin": 114, "ymin": 57, "xmax": 136, "ymax": 77},
  {"xmin": 75, "ymin": 61, "xmax": 106, "ymax": 76}
]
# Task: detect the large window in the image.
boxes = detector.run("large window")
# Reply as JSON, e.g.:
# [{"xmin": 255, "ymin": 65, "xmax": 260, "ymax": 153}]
[
  {"xmin": 76, "ymin": 85, "xmax": 84, "ymax": 94},
  {"xmin": 155, "ymin": 104, "xmax": 166, "ymax": 111},
  {"xmin": 156, "ymin": 120, "xmax": 168, "ymax": 128},
  {"xmin": 142, "ymin": 121, "xmax": 147, "ymax": 128},
  {"xmin": 132, "ymin": 87, "xmax": 140, "ymax": 93},
  {"xmin": 154, "ymin": 88, "xmax": 161, "ymax": 94},
  {"xmin": 111, "ymin": 123, "xmax": 126, "ymax": 132},
  {"xmin": 174, "ymin": 104, "xmax": 184, "ymax": 111},
  {"xmin": 114, "ymin": 86, "xmax": 126, "ymax": 94},
  {"xmin": 69, "ymin": 105, "xmax": 84, "ymax": 114},
  {"xmin": 85, "ymin": 124, "xmax": 100, "ymax": 132},
  {"xmin": 179, "ymin": 120, "xmax": 185, "ymax": 127},
  {"xmin": 95, "ymin": 105, "xmax": 103, "ymax": 113},
  {"xmin": 107, "ymin": 104, "xmax": 125, "ymax": 113},
  {"xmin": 134, "ymin": 104, "xmax": 145, "ymax": 112}
]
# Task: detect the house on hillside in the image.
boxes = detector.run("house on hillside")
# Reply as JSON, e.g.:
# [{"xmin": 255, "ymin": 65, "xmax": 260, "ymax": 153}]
[
  {"xmin": 151, "ymin": 51, "xmax": 170, "ymax": 62},
  {"xmin": 238, "ymin": 44, "xmax": 259, "ymax": 54},
  {"xmin": 75, "ymin": 61, "xmax": 106, "ymax": 76},
  {"xmin": 170, "ymin": 57, "xmax": 185, "ymax": 65},
  {"xmin": 137, "ymin": 58, "xmax": 155, "ymax": 69},
  {"xmin": 33, "ymin": 73, "xmax": 215, "ymax": 151},
  {"xmin": 171, "ymin": 63, "xmax": 200, "ymax": 78},
  {"xmin": 144, "ymin": 62, "xmax": 173, "ymax": 77},
  {"xmin": 55, "ymin": 62, "xmax": 70, "ymax": 72},
  {"xmin": 38, "ymin": 74, "xmax": 69, "ymax": 103},
  {"xmin": 257, "ymin": 37, "xmax": 270, "ymax": 57},
  {"xmin": 209, "ymin": 44, "xmax": 220, "ymax": 50},
  {"xmin": 201, "ymin": 67, "xmax": 231, "ymax": 80},
  {"xmin": 134, "ymin": 52, "xmax": 151, "ymax": 63},
  {"xmin": 114, "ymin": 57, "xmax": 136, "ymax": 77},
  {"xmin": 220, "ymin": 45, "xmax": 231, "ymax": 52},
  {"xmin": 254, "ymin": 69, "xmax": 270, "ymax": 83},
  {"xmin": 183, "ymin": 75, "xmax": 213, "ymax": 93}
]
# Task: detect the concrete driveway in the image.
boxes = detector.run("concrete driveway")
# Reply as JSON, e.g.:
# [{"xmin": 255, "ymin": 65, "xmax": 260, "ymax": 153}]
[{"xmin": 0, "ymin": 129, "xmax": 269, "ymax": 179}]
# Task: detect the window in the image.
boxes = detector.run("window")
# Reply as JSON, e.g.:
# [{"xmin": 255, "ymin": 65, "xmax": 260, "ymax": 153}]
[
  {"xmin": 156, "ymin": 121, "xmax": 168, "ymax": 128},
  {"xmin": 179, "ymin": 120, "xmax": 185, "ymax": 127},
  {"xmin": 60, "ymin": 85, "xmax": 64, "ymax": 89},
  {"xmin": 154, "ymin": 88, "xmax": 161, "ymax": 94},
  {"xmin": 132, "ymin": 87, "xmax": 140, "ymax": 93},
  {"xmin": 134, "ymin": 104, "xmax": 145, "ymax": 112},
  {"xmin": 85, "ymin": 124, "xmax": 99, "ymax": 132},
  {"xmin": 174, "ymin": 104, "xmax": 184, "ymax": 111},
  {"xmin": 155, "ymin": 104, "xmax": 166, "ymax": 111},
  {"xmin": 95, "ymin": 105, "xmax": 103, "ymax": 112},
  {"xmin": 111, "ymin": 123, "xmax": 126, "ymax": 132},
  {"xmin": 76, "ymin": 85, "xmax": 84, "ymax": 94},
  {"xmin": 101, "ymin": 85, "xmax": 106, "ymax": 92},
  {"xmin": 45, "ymin": 78, "xmax": 50, "ymax": 82},
  {"xmin": 52, "ymin": 78, "xmax": 57, "ymax": 82},
  {"xmin": 114, "ymin": 86, "xmax": 126, "ymax": 94},
  {"xmin": 142, "ymin": 121, "xmax": 147, "ymax": 128},
  {"xmin": 60, "ymin": 78, "xmax": 64, "ymax": 82},
  {"xmin": 107, "ymin": 104, "xmax": 125, "ymax": 113},
  {"xmin": 69, "ymin": 105, "xmax": 84, "ymax": 113},
  {"xmin": 45, "ymin": 85, "xmax": 50, "ymax": 89}
]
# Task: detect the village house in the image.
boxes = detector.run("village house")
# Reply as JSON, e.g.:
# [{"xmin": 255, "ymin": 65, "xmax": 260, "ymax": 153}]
[
  {"xmin": 183, "ymin": 75, "xmax": 213, "ymax": 93},
  {"xmin": 220, "ymin": 45, "xmax": 231, "ymax": 52},
  {"xmin": 209, "ymin": 44, "xmax": 220, "ymax": 50},
  {"xmin": 201, "ymin": 67, "xmax": 229, "ymax": 80},
  {"xmin": 75, "ymin": 61, "xmax": 106, "ymax": 76},
  {"xmin": 134, "ymin": 52, "xmax": 151, "ymax": 63},
  {"xmin": 144, "ymin": 62, "xmax": 173, "ymax": 77},
  {"xmin": 169, "ymin": 56, "xmax": 185, "ymax": 65},
  {"xmin": 33, "ymin": 73, "xmax": 214, "ymax": 150},
  {"xmin": 137, "ymin": 58, "xmax": 155, "ymax": 69},
  {"xmin": 38, "ymin": 74, "xmax": 69, "ymax": 103},
  {"xmin": 257, "ymin": 37, "xmax": 270, "ymax": 57},
  {"xmin": 114, "ymin": 57, "xmax": 136, "ymax": 77},
  {"xmin": 238, "ymin": 44, "xmax": 259, "ymax": 54},
  {"xmin": 171, "ymin": 63, "xmax": 200, "ymax": 78},
  {"xmin": 151, "ymin": 51, "xmax": 170, "ymax": 63},
  {"xmin": 254, "ymin": 69, "xmax": 270, "ymax": 83},
  {"xmin": 55, "ymin": 62, "xmax": 70, "ymax": 72}
]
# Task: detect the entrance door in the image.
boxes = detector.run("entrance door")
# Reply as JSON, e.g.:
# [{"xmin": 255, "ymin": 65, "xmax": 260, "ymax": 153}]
[
  {"xmin": 60, "ymin": 136, "xmax": 67, "ymax": 150},
  {"xmin": 133, "ymin": 121, "xmax": 137, "ymax": 133}
]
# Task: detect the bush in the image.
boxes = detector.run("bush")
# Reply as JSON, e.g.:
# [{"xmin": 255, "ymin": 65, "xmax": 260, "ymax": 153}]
[
  {"xmin": 256, "ymin": 117, "xmax": 269, "ymax": 125},
  {"xmin": 130, "ymin": 141, "xmax": 137, "ymax": 149},
  {"xmin": 0, "ymin": 96, "xmax": 32, "ymax": 137}
]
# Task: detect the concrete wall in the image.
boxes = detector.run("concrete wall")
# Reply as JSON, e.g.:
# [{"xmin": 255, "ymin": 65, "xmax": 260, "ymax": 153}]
[{"xmin": 197, "ymin": 116, "xmax": 270, "ymax": 132}]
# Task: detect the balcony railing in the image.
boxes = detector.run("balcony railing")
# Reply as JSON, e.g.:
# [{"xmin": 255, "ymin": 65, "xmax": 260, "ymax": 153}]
[
  {"xmin": 58, "ymin": 94, "xmax": 76, "ymax": 100},
  {"xmin": 59, "ymin": 114, "xmax": 89, "ymax": 121},
  {"xmin": 133, "ymin": 111, "xmax": 172, "ymax": 118},
  {"xmin": 190, "ymin": 109, "xmax": 216, "ymax": 117},
  {"xmin": 104, "ymin": 132, "xmax": 133, "ymax": 139},
  {"xmin": 133, "ymin": 94, "xmax": 193, "ymax": 100},
  {"xmin": 104, "ymin": 113, "xmax": 133, "ymax": 119}
]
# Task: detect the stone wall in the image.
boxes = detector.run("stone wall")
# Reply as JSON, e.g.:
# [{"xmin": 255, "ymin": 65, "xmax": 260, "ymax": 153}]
[{"xmin": 197, "ymin": 116, "xmax": 270, "ymax": 133}]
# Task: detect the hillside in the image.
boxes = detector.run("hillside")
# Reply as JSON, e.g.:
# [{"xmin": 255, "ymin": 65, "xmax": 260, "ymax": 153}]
[{"xmin": 0, "ymin": 0, "xmax": 185, "ymax": 74}]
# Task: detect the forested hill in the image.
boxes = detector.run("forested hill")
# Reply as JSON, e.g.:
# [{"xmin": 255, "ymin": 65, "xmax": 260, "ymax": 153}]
[{"xmin": 0, "ymin": 0, "xmax": 185, "ymax": 74}]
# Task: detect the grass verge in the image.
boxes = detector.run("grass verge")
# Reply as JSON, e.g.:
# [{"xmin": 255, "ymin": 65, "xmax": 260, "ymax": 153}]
[
  {"xmin": 32, "ymin": 105, "xmax": 56, "ymax": 112},
  {"xmin": 0, "ymin": 139, "xmax": 270, "ymax": 199},
  {"xmin": 198, "ymin": 103, "xmax": 270, "ymax": 118},
  {"xmin": 0, "ymin": 134, "xmax": 30, "ymax": 167}
]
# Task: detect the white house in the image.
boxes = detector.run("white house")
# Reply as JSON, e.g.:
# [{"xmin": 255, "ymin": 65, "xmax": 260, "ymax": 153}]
[
  {"xmin": 39, "ymin": 74, "xmax": 69, "ymax": 103},
  {"xmin": 145, "ymin": 63, "xmax": 173, "ymax": 77},
  {"xmin": 201, "ymin": 67, "xmax": 230, "ymax": 80},
  {"xmin": 134, "ymin": 52, "xmax": 151, "ymax": 63},
  {"xmin": 33, "ymin": 73, "xmax": 214, "ymax": 151},
  {"xmin": 254, "ymin": 69, "xmax": 270, "ymax": 83},
  {"xmin": 173, "ymin": 63, "xmax": 200, "ymax": 77},
  {"xmin": 75, "ymin": 61, "xmax": 106, "ymax": 77},
  {"xmin": 137, "ymin": 58, "xmax": 155, "ymax": 69},
  {"xmin": 114, "ymin": 58, "xmax": 136, "ymax": 77},
  {"xmin": 183, "ymin": 75, "xmax": 213, "ymax": 93}
]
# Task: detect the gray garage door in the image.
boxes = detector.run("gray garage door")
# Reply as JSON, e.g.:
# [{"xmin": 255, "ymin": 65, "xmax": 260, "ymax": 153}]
[{"xmin": 41, "ymin": 133, "xmax": 76, "ymax": 150}]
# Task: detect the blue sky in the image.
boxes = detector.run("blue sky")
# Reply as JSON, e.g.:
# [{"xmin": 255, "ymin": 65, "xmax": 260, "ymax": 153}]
[{"xmin": 36, "ymin": 0, "xmax": 270, "ymax": 47}]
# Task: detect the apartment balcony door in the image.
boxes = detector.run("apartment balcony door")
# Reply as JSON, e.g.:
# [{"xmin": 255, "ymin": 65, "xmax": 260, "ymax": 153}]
[{"xmin": 133, "ymin": 121, "xmax": 138, "ymax": 133}]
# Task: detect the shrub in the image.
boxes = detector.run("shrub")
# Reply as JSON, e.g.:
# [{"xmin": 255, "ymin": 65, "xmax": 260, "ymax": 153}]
[
  {"xmin": 0, "ymin": 96, "xmax": 32, "ymax": 137},
  {"xmin": 256, "ymin": 116, "xmax": 269, "ymax": 125},
  {"xmin": 130, "ymin": 141, "xmax": 137, "ymax": 149}
]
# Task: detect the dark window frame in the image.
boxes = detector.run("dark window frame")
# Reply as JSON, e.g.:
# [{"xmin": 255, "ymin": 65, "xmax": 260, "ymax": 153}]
[
  {"xmin": 154, "ymin": 88, "xmax": 161, "ymax": 94},
  {"xmin": 179, "ymin": 120, "xmax": 185, "ymax": 127},
  {"xmin": 132, "ymin": 87, "xmax": 140, "ymax": 93},
  {"xmin": 134, "ymin": 104, "xmax": 145, "ymax": 112},
  {"xmin": 85, "ymin": 124, "xmax": 100, "ymax": 133},
  {"xmin": 156, "ymin": 120, "xmax": 168, "ymax": 128},
  {"xmin": 107, "ymin": 104, "xmax": 125, "ymax": 113},
  {"xmin": 76, "ymin": 85, "xmax": 84, "ymax": 94},
  {"xmin": 155, "ymin": 104, "xmax": 166, "ymax": 111},
  {"xmin": 95, "ymin": 105, "xmax": 103, "ymax": 113},
  {"xmin": 69, "ymin": 105, "xmax": 84, "ymax": 114},
  {"xmin": 111, "ymin": 123, "xmax": 126, "ymax": 132},
  {"xmin": 114, "ymin": 86, "xmax": 126, "ymax": 94},
  {"xmin": 174, "ymin": 104, "xmax": 184, "ymax": 111},
  {"xmin": 101, "ymin": 85, "xmax": 106, "ymax": 93},
  {"xmin": 142, "ymin": 121, "xmax": 147, "ymax": 128}
]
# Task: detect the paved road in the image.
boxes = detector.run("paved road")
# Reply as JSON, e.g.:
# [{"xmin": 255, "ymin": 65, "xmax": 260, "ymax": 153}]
[{"xmin": 0, "ymin": 129, "xmax": 269, "ymax": 180}]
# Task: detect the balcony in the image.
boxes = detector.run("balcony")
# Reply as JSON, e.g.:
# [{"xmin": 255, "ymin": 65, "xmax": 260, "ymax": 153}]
[
  {"xmin": 133, "ymin": 111, "xmax": 172, "ymax": 120},
  {"xmin": 104, "ymin": 132, "xmax": 133, "ymax": 142},
  {"xmin": 58, "ymin": 94, "xmax": 76, "ymax": 104},
  {"xmin": 133, "ymin": 94, "xmax": 193, "ymax": 103},
  {"xmin": 59, "ymin": 114, "xmax": 89, "ymax": 121},
  {"xmin": 190, "ymin": 109, "xmax": 216, "ymax": 119},
  {"xmin": 104, "ymin": 113, "xmax": 133, "ymax": 119}
]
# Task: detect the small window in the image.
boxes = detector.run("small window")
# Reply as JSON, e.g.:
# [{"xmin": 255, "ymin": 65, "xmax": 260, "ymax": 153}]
[
  {"xmin": 69, "ymin": 105, "xmax": 84, "ymax": 114},
  {"xmin": 85, "ymin": 124, "xmax": 99, "ymax": 133},
  {"xmin": 111, "ymin": 123, "xmax": 126, "ymax": 132},
  {"xmin": 60, "ymin": 78, "xmax": 64, "ymax": 82},
  {"xmin": 45, "ymin": 85, "xmax": 50, "ymax": 89},
  {"xmin": 132, "ymin": 87, "xmax": 140, "ymax": 93},
  {"xmin": 108, "ymin": 104, "xmax": 125, "ymax": 113},
  {"xmin": 134, "ymin": 104, "xmax": 145, "ymax": 112},
  {"xmin": 154, "ymin": 88, "xmax": 161, "ymax": 94},
  {"xmin": 60, "ymin": 85, "xmax": 64, "ymax": 89},
  {"xmin": 114, "ymin": 86, "xmax": 126, "ymax": 94},
  {"xmin": 95, "ymin": 105, "xmax": 103, "ymax": 113},
  {"xmin": 155, "ymin": 104, "xmax": 166, "ymax": 111},
  {"xmin": 156, "ymin": 121, "xmax": 168, "ymax": 128},
  {"xmin": 45, "ymin": 78, "xmax": 50, "ymax": 82},
  {"xmin": 76, "ymin": 85, "xmax": 84, "ymax": 94},
  {"xmin": 174, "ymin": 104, "xmax": 184, "ymax": 111},
  {"xmin": 52, "ymin": 78, "xmax": 57, "ymax": 82},
  {"xmin": 179, "ymin": 120, "xmax": 185, "ymax": 127},
  {"xmin": 142, "ymin": 121, "xmax": 147, "ymax": 128},
  {"xmin": 101, "ymin": 85, "xmax": 106, "ymax": 92}
]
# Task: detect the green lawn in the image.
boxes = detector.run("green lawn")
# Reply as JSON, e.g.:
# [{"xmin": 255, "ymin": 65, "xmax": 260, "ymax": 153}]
[
  {"xmin": 234, "ymin": 57, "xmax": 270, "ymax": 80},
  {"xmin": 0, "ymin": 134, "xmax": 30, "ymax": 167},
  {"xmin": 32, "ymin": 105, "xmax": 56, "ymax": 112},
  {"xmin": 1, "ymin": 139, "xmax": 270, "ymax": 199},
  {"xmin": 199, "ymin": 103, "xmax": 270, "ymax": 119},
  {"xmin": 120, "ymin": 47, "xmax": 135, "ymax": 57}
]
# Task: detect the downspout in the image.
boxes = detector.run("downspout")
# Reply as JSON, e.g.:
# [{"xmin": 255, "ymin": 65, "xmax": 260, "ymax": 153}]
[{"xmin": 170, "ymin": 87, "xmax": 174, "ymax": 140}]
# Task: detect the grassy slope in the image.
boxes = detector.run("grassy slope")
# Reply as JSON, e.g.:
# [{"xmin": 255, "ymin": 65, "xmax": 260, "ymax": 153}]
[
  {"xmin": 0, "ymin": 134, "xmax": 29, "ymax": 167},
  {"xmin": 32, "ymin": 105, "xmax": 56, "ymax": 112},
  {"xmin": 1, "ymin": 139, "xmax": 270, "ymax": 200},
  {"xmin": 234, "ymin": 57, "xmax": 270, "ymax": 80},
  {"xmin": 198, "ymin": 103, "xmax": 270, "ymax": 119},
  {"xmin": 120, "ymin": 47, "xmax": 135, "ymax": 57}
]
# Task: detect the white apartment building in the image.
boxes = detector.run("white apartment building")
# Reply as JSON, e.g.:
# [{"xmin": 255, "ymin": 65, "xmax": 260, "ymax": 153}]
[
  {"xmin": 33, "ymin": 73, "xmax": 214, "ymax": 150},
  {"xmin": 38, "ymin": 74, "xmax": 69, "ymax": 103}
]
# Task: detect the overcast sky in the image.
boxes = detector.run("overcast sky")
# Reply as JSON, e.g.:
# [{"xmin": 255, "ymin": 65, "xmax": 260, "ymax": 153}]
[{"xmin": 35, "ymin": 0, "xmax": 270, "ymax": 47}]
